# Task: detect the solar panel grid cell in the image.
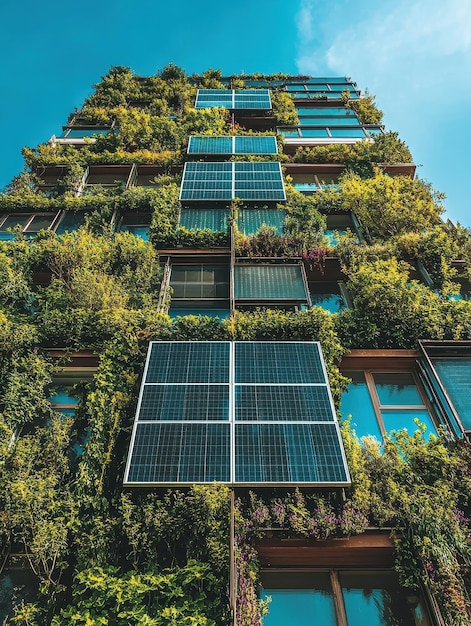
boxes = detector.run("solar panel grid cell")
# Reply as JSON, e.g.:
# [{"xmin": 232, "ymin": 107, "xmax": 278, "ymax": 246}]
[
  {"xmin": 234, "ymin": 386, "xmax": 334, "ymax": 421},
  {"xmin": 234, "ymin": 342, "xmax": 325, "ymax": 383},
  {"xmin": 138, "ymin": 385, "xmax": 230, "ymax": 421}
]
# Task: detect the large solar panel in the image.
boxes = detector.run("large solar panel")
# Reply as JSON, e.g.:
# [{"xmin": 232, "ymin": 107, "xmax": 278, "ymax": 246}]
[
  {"xmin": 195, "ymin": 89, "xmax": 271, "ymax": 110},
  {"xmin": 124, "ymin": 342, "xmax": 350, "ymax": 486},
  {"xmin": 188, "ymin": 135, "xmax": 278, "ymax": 155},
  {"xmin": 180, "ymin": 162, "xmax": 286, "ymax": 202}
]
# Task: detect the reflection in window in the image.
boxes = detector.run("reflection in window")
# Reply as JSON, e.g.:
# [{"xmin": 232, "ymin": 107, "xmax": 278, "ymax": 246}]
[
  {"xmin": 310, "ymin": 282, "xmax": 349, "ymax": 314},
  {"xmin": 54, "ymin": 212, "xmax": 88, "ymax": 234},
  {"xmin": 431, "ymin": 357, "xmax": 471, "ymax": 431},
  {"xmin": 260, "ymin": 570, "xmax": 431, "ymax": 626},
  {"xmin": 260, "ymin": 572, "xmax": 336, "ymax": 626},
  {"xmin": 49, "ymin": 386, "xmax": 80, "ymax": 418},
  {"xmin": 118, "ymin": 213, "xmax": 152, "ymax": 240},
  {"xmin": 340, "ymin": 370, "xmax": 437, "ymax": 440},
  {"xmin": 325, "ymin": 213, "xmax": 359, "ymax": 246},
  {"xmin": 341, "ymin": 571, "xmax": 431, "ymax": 626}
]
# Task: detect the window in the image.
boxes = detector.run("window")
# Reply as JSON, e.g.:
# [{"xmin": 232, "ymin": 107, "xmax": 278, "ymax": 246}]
[
  {"xmin": 54, "ymin": 211, "xmax": 89, "ymax": 235},
  {"xmin": 118, "ymin": 213, "xmax": 152, "ymax": 240},
  {"xmin": 291, "ymin": 173, "xmax": 340, "ymax": 195},
  {"xmin": 419, "ymin": 341, "xmax": 471, "ymax": 435},
  {"xmin": 260, "ymin": 569, "xmax": 432, "ymax": 626},
  {"xmin": 325, "ymin": 213, "xmax": 360, "ymax": 246},
  {"xmin": 170, "ymin": 264, "xmax": 229, "ymax": 299},
  {"xmin": 60, "ymin": 127, "xmax": 111, "ymax": 139},
  {"xmin": 0, "ymin": 213, "xmax": 58, "ymax": 240},
  {"xmin": 83, "ymin": 165, "xmax": 132, "ymax": 194},
  {"xmin": 310, "ymin": 281, "xmax": 350, "ymax": 314},
  {"xmin": 169, "ymin": 302, "xmax": 230, "ymax": 319},
  {"xmin": 340, "ymin": 369, "xmax": 437, "ymax": 440}
]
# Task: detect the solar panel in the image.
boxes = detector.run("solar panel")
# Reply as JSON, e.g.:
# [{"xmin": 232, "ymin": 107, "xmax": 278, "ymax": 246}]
[
  {"xmin": 233, "ymin": 265, "xmax": 308, "ymax": 300},
  {"xmin": 179, "ymin": 162, "xmax": 285, "ymax": 202},
  {"xmin": 139, "ymin": 385, "xmax": 230, "ymax": 421},
  {"xmin": 187, "ymin": 135, "xmax": 278, "ymax": 155},
  {"xmin": 195, "ymin": 89, "xmax": 271, "ymax": 110},
  {"xmin": 124, "ymin": 342, "xmax": 350, "ymax": 486}
]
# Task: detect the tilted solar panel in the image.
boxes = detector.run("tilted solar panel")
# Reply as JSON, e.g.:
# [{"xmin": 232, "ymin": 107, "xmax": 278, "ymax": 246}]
[
  {"xmin": 195, "ymin": 89, "xmax": 271, "ymax": 110},
  {"xmin": 179, "ymin": 161, "xmax": 285, "ymax": 202},
  {"xmin": 187, "ymin": 135, "xmax": 277, "ymax": 155},
  {"xmin": 124, "ymin": 341, "xmax": 350, "ymax": 487}
]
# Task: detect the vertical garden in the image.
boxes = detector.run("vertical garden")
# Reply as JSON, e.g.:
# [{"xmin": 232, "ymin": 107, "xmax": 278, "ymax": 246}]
[{"xmin": 0, "ymin": 65, "xmax": 470, "ymax": 625}]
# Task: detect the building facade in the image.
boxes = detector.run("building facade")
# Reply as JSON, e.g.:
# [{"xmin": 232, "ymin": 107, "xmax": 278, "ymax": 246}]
[{"xmin": 0, "ymin": 66, "xmax": 470, "ymax": 625}]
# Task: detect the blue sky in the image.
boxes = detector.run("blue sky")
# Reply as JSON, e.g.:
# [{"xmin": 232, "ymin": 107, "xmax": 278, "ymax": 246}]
[{"xmin": 1, "ymin": 0, "xmax": 470, "ymax": 225}]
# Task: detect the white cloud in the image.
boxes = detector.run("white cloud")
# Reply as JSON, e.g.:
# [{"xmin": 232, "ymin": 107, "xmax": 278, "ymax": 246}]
[
  {"xmin": 296, "ymin": 0, "xmax": 471, "ymax": 97},
  {"xmin": 294, "ymin": 0, "xmax": 471, "ymax": 226}
]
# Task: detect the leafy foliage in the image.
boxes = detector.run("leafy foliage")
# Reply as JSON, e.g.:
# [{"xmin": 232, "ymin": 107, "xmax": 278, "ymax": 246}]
[{"xmin": 0, "ymin": 66, "xmax": 470, "ymax": 626}]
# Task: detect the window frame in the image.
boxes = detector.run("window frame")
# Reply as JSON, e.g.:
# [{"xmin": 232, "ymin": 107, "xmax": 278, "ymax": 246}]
[
  {"xmin": 0, "ymin": 212, "xmax": 60, "ymax": 238},
  {"xmin": 340, "ymin": 351, "xmax": 440, "ymax": 440},
  {"xmin": 259, "ymin": 566, "xmax": 436, "ymax": 626}
]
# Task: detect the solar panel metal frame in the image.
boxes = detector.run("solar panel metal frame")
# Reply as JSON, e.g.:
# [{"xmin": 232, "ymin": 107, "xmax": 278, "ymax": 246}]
[
  {"xmin": 179, "ymin": 161, "xmax": 286, "ymax": 202},
  {"xmin": 124, "ymin": 341, "xmax": 350, "ymax": 487},
  {"xmin": 187, "ymin": 135, "xmax": 278, "ymax": 155}
]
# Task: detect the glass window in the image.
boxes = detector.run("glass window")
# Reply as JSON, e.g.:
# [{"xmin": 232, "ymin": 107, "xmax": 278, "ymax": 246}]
[
  {"xmin": 261, "ymin": 572, "xmax": 336, "ymax": 626},
  {"xmin": 118, "ymin": 213, "xmax": 152, "ymax": 241},
  {"xmin": 54, "ymin": 212, "xmax": 88, "ymax": 234},
  {"xmin": 169, "ymin": 304, "xmax": 230, "ymax": 319},
  {"xmin": 325, "ymin": 214, "xmax": 356, "ymax": 246},
  {"xmin": 49, "ymin": 387, "xmax": 80, "ymax": 418},
  {"xmin": 298, "ymin": 117, "xmax": 360, "ymax": 126},
  {"xmin": 296, "ymin": 107, "xmax": 357, "ymax": 117},
  {"xmin": 0, "ymin": 215, "xmax": 31, "ymax": 239},
  {"xmin": 277, "ymin": 128, "xmax": 300, "ymax": 137},
  {"xmin": 366, "ymin": 127, "xmax": 383, "ymax": 136},
  {"xmin": 286, "ymin": 84, "xmax": 306, "ymax": 92},
  {"xmin": 340, "ymin": 371, "xmax": 382, "ymax": 440},
  {"xmin": 310, "ymin": 282, "xmax": 348, "ymax": 314},
  {"xmin": 374, "ymin": 372, "xmax": 423, "ymax": 405},
  {"xmin": 260, "ymin": 570, "xmax": 431, "ymax": 626},
  {"xmin": 340, "ymin": 369, "xmax": 438, "ymax": 440},
  {"xmin": 329, "ymin": 128, "xmax": 366, "ymax": 138},
  {"xmin": 431, "ymin": 357, "xmax": 471, "ymax": 431},
  {"xmin": 293, "ymin": 182, "xmax": 319, "ymax": 193},
  {"xmin": 0, "ymin": 214, "xmax": 57, "ymax": 239},
  {"xmin": 23, "ymin": 214, "xmax": 55, "ymax": 234},
  {"xmin": 61, "ymin": 128, "xmax": 111, "ymax": 138},
  {"xmin": 341, "ymin": 571, "xmax": 431, "ymax": 626},
  {"xmin": 170, "ymin": 264, "xmax": 229, "ymax": 299},
  {"xmin": 299, "ymin": 128, "xmax": 330, "ymax": 138}
]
